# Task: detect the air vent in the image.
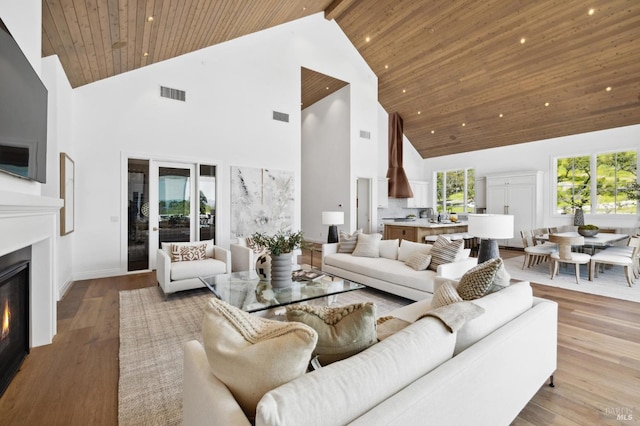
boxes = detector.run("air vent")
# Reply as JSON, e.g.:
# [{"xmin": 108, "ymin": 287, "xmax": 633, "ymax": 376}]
[
  {"xmin": 360, "ymin": 130, "xmax": 371, "ymax": 139},
  {"xmin": 273, "ymin": 111, "xmax": 289, "ymax": 123},
  {"xmin": 160, "ymin": 86, "xmax": 186, "ymax": 102}
]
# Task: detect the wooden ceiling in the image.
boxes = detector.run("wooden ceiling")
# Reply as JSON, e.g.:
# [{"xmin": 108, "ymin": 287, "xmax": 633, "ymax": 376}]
[
  {"xmin": 301, "ymin": 67, "xmax": 348, "ymax": 109},
  {"xmin": 41, "ymin": 0, "xmax": 640, "ymax": 159}
]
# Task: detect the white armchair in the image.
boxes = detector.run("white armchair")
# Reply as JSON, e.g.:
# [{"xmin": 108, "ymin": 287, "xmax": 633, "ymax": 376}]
[{"xmin": 156, "ymin": 240, "xmax": 231, "ymax": 299}]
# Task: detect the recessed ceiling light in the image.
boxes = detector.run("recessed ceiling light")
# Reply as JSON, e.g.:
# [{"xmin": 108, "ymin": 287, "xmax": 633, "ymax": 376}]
[
  {"xmin": 384, "ymin": 64, "xmax": 389, "ymax": 69},
  {"xmin": 365, "ymin": 36, "xmax": 371, "ymax": 42},
  {"xmin": 499, "ymin": 113, "xmax": 504, "ymax": 118},
  {"xmin": 147, "ymin": 16, "xmax": 154, "ymax": 22},
  {"xmin": 326, "ymin": 86, "xmax": 329, "ymax": 90},
  {"xmin": 402, "ymin": 89, "xmax": 406, "ymax": 93},
  {"xmin": 461, "ymin": 122, "xmax": 466, "ymax": 127},
  {"xmin": 520, "ymin": 37, "xmax": 526, "ymax": 44},
  {"xmin": 143, "ymin": 52, "xmax": 149, "ymax": 57},
  {"xmin": 606, "ymin": 86, "xmax": 612, "ymax": 92},
  {"xmin": 417, "ymin": 111, "xmax": 421, "ymax": 115},
  {"xmin": 588, "ymin": 8, "xmax": 595, "ymax": 15},
  {"xmin": 430, "ymin": 130, "xmax": 435, "ymax": 134},
  {"xmin": 544, "ymin": 102, "xmax": 550, "ymax": 107}
]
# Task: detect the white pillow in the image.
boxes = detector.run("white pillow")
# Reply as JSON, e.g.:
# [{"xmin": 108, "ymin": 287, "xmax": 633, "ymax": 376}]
[
  {"xmin": 398, "ymin": 240, "xmax": 432, "ymax": 262},
  {"xmin": 202, "ymin": 298, "xmax": 318, "ymax": 419},
  {"xmin": 352, "ymin": 233, "xmax": 383, "ymax": 258},
  {"xmin": 378, "ymin": 239, "xmax": 399, "ymax": 260}
]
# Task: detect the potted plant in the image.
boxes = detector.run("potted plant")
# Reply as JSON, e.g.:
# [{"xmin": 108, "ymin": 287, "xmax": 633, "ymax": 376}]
[
  {"xmin": 577, "ymin": 224, "xmax": 599, "ymax": 237},
  {"xmin": 250, "ymin": 230, "xmax": 305, "ymax": 287}
]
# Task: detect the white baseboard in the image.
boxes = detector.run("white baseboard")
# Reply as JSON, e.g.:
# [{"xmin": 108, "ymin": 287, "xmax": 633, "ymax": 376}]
[{"xmin": 72, "ymin": 268, "xmax": 123, "ymax": 282}]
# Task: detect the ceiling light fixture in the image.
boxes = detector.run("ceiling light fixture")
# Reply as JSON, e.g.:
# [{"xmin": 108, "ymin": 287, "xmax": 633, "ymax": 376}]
[
  {"xmin": 143, "ymin": 52, "xmax": 149, "ymax": 57},
  {"xmin": 147, "ymin": 16, "xmax": 154, "ymax": 22},
  {"xmin": 499, "ymin": 113, "xmax": 504, "ymax": 118},
  {"xmin": 520, "ymin": 37, "xmax": 526, "ymax": 44},
  {"xmin": 402, "ymin": 89, "xmax": 406, "ymax": 93},
  {"xmin": 431, "ymin": 130, "xmax": 435, "ymax": 134},
  {"xmin": 462, "ymin": 122, "xmax": 466, "ymax": 127},
  {"xmin": 544, "ymin": 102, "xmax": 550, "ymax": 107},
  {"xmin": 384, "ymin": 65, "xmax": 389, "ymax": 69},
  {"xmin": 606, "ymin": 86, "xmax": 612, "ymax": 92},
  {"xmin": 588, "ymin": 8, "xmax": 595, "ymax": 15},
  {"xmin": 326, "ymin": 86, "xmax": 329, "ymax": 90},
  {"xmin": 417, "ymin": 111, "xmax": 421, "ymax": 115},
  {"xmin": 365, "ymin": 36, "xmax": 370, "ymax": 42}
]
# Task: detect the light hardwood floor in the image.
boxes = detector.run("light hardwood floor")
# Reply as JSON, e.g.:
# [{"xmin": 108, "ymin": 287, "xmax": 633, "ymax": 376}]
[{"xmin": 0, "ymin": 249, "xmax": 638, "ymax": 425}]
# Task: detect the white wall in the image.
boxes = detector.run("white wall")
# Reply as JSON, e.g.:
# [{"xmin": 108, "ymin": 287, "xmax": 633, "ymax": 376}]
[
  {"xmin": 71, "ymin": 13, "xmax": 378, "ymax": 279},
  {"xmin": 423, "ymin": 124, "xmax": 640, "ymax": 230},
  {"xmin": 302, "ymin": 86, "xmax": 351, "ymax": 242},
  {"xmin": 41, "ymin": 55, "xmax": 74, "ymax": 297}
]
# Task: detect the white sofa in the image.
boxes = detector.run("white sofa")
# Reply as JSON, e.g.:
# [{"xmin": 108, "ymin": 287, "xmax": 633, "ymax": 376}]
[
  {"xmin": 322, "ymin": 239, "xmax": 478, "ymax": 301},
  {"xmin": 156, "ymin": 240, "xmax": 231, "ymax": 298},
  {"xmin": 182, "ymin": 280, "xmax": 558, "ymax": 425}
]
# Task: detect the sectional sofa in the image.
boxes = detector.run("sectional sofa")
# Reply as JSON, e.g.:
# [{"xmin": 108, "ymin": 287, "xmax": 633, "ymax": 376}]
[{"xmin": 182, "ymin": 280, "xmax": 558, "ymax": 425}]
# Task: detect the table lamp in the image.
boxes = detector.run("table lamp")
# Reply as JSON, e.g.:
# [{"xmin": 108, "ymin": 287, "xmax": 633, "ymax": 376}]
[
  {"xmin": 468, "ymin": 214, "xmax": 514, "ymax": 263},
  {"xmin": 322, "ymin": 211, "xmax": 344, "ymax": 243}
]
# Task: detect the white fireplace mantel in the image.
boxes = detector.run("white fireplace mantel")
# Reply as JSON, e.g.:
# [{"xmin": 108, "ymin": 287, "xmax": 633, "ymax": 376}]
[{"xmin": 0, "ymin": 190, "xmax": 63, "ymax": 347}]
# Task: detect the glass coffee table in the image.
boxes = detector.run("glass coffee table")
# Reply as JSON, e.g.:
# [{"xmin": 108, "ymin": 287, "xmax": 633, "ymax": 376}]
[{"xmin": 198, "ymin": 268, "xmax": 365, "ymax": 313}]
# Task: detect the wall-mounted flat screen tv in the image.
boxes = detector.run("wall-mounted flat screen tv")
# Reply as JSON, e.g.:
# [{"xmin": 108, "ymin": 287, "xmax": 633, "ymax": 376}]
[{"xmin": 0, "ymin": 18, "xmax": 48, "ymax": 183}]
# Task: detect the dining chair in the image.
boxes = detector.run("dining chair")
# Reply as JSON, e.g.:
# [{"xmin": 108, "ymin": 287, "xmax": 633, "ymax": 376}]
[
  {"xmin": 549, "ymin": 234, "xmax": 591, "ymax": 284},
  {"xmin": 521, "ymin": 230, "xmax": 555, "ymax": 270},
  {"xmin": 590, "ymin": 236, "xmax": 639, "ymax": 286}
]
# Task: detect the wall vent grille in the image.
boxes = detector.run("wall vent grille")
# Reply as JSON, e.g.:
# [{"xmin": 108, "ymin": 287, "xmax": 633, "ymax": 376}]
[
  {"xmin": 160, "ymin": 86, "xmax": 186, "ymax": 101},
  {"xmin": 273, "ymin": 111, "xmax": 289, "ymax": 123},
  {"xmin": 360, "ymin": 130, "xmax": 371, "ymax": 139}
]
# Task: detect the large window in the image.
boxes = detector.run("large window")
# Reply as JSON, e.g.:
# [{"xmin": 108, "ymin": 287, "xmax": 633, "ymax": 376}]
[
  {"xmin": 556, "ymin": 150, "xmax": 637, "ymax": 215},
  {"xmin": 435, "ymin": 168, "xmax": 475, "ymax": 213}
]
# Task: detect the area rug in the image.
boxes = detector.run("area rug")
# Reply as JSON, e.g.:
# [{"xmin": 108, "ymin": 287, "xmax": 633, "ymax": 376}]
[
  {"xmin": 118, "ymin": 285, "xmax": 411, "ymax": 425},
  {"xmin": 503, "ymin": 255, "xmax": 640, "ymax": 303}
]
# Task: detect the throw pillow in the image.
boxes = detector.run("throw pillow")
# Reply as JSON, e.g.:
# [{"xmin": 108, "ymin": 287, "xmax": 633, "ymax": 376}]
[
  {"xmin": 487, "ymin": 261, "xmax": 512, "ymax": 293},
  {"xmin": 431, "ymin": 280, "xmax": 463, "ymax": 308},
  {"xmin": 202, "ymin": 298, "xmax": 318, "ymax": 419},
  {"xmin": 376, "ymin": 316, "xmax": 411, "ymax": 341},
  {"xmin": 285, "ymin": 302, "xmax": 377, "ymax": 365},
  {"xmin": 398, "ymin": 240, "xmax": 432, "ymax": 262},
  {"xmin": 338, "ymin": 229, "xmax": 362, "ymax": 253},
  {"xmin": 378, "ymin": 239, "xmax": 399, "ymax": 260},
  {"xmin": 404, "ymin": 252, "xmax": 432, "ymax": 270},
  {"xmin": 171, "ymin": 243, "xmax": 206, "ymax": 262},
  {"xmin": 418, "ymin": 301, "xmax": 485, "ymax": 333},
  {"xmin": 352, "ymin": 233, "xmax": 383, "ymax": 258},
  {"xmin": 427, "ymin": 236, "xmax": 464, "ymax": 271},
  {"xmin": 456, "ymin": 257, "xmax": 503, "ymax": 300}
]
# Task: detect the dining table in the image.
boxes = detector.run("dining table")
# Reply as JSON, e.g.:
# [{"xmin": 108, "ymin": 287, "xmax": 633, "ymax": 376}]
[{"xmin": 536, "ymin": 231, "xmax": 629, "ymax": 251}]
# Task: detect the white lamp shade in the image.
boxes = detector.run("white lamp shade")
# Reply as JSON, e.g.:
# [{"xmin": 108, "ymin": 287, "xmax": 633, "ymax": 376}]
[
  {"xmin": 468, "ymin": 214, "xmax": 514, "ymax": 239},
  {"xmin": 322, "ymin": 211, "xmax": 344, "ymax": 225}
]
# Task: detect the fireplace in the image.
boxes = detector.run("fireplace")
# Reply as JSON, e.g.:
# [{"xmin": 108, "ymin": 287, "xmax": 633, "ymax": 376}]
[{"xmin": 0, "ymin": 250, "xmax": 30, "ymax": 397}]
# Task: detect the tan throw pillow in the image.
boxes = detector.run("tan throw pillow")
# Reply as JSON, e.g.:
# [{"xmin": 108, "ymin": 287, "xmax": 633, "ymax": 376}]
[
  {"xmin": 428, "ymin": 236, "xmax": 464, "ymax": 271},
  {"xmin": 352, "ymin": 233, "xmax": 382, "ymax": 258},
  {"xmin": 376, "ymin": 316, "xmax": 411, "ymax": 341},
  {"xmin": 404, "ymin": 252, "xmax": 432, "ymax": 270},
  {"xmin": 456, "ymin": 257, "xmax": 503, "ymax": 300},
  {"xmin": 286, "ymin": 302, "xmax": 377, "ymax": 365},
  {"xmin": 202, "ymin": 298, "xmax": 318, "ymax": 419},
  {"xmin": 171, "ymin": 243, "xmax": 206, "ymax": 262},
  {"xmin": 431, "ymin": 281, "xmax": 463, "ymax": 308},
  {"xmin": 338, "ymin": 229, "xmax": 362, "ymax": 253}
]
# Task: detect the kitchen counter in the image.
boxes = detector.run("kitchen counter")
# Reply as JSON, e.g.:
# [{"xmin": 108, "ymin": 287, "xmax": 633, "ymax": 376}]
[{"xmin": 382, "ymin": 220, "xmax": 468, "ymax": 243}]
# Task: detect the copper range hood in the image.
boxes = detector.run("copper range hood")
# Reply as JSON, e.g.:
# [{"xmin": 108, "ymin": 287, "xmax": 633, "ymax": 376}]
[{"xmin": 386, "ymin": 112, "xmax": 413, "ymax": 198}]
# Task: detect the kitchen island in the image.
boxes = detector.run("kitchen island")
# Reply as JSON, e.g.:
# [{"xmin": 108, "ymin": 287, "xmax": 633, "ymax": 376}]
[{"xmin": 382, "ymin": 219, "xmax": 469, "ymax": 243}]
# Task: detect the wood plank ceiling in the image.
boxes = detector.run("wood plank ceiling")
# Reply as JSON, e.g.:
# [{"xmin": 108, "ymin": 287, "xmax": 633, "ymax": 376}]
[{"xmin": 41, "ymin": 0, "xmax": 640, "ymax": 159}]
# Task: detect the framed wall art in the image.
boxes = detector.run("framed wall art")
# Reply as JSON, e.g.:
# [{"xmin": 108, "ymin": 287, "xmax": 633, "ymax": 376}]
[{"xmin": 60, "ymin": 152, "xmax": 75, "ymax": 235}]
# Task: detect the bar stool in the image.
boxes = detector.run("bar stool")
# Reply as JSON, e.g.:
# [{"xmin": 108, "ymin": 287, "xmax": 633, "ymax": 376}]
[{"xmin": 549, "ymin": 234, "xmax": 591, "ymax": 284}]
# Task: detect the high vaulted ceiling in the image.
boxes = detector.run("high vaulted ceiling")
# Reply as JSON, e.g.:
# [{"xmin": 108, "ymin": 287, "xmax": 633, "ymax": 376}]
[{"xmin": 41, "ymin": 0, "xmax": 640, "ymax": 159}]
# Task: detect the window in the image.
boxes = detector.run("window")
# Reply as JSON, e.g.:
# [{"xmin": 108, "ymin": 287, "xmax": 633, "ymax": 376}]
[
  {"xmin": 435, "ymin": 168, "xmax": 475, "ymax": 213},
  {"xmin": 556, "ymin": 150, "xmax": 637, "ymax": 215}
]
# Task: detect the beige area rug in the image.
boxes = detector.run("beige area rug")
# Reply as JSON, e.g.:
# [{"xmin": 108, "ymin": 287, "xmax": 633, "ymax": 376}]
[
  {"xmin": 503, "ymin": 255, "xmax": 640, "ymax": 303},
  {"xmin": 118, "ymin": 285, "xmax": 412, "ymax": 425}
]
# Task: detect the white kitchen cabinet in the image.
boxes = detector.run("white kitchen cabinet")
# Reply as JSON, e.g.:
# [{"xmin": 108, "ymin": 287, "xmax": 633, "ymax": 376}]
[
  {"xmin": 407, "ymin": 181, "xmax": 429, "ymax": 208},
  {"xmin": 485, "ymin": 171, "xmax": 543, "ymax": 248},
  {"xmin": 377, "ymin": 177, "xmax": 389, "ymax": 208}
]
